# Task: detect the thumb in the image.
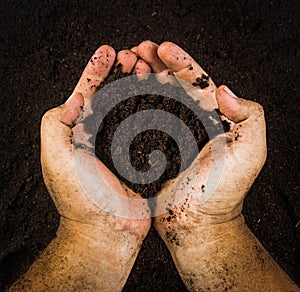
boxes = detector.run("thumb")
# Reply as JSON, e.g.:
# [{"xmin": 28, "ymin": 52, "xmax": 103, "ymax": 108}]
[
  {"xmin": 41, "ymin": 93, "xmax": 84, "ymax": 167},
  {"xmin": 216, "ymin": 85, "xmax": 266, "ymax": 144},
  {"xmin": 61, "ymin": 92, "xmax": 84, "ymax": 126},
  {"xmin": 215, "ymin": 85, "xmax": 267, "ymax": 178},
  {"xmin": 216, "ymin": 85, "xmax": 263, "ymax": 123}
]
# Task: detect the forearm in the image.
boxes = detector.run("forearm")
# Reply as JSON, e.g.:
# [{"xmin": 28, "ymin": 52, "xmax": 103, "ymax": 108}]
[
  {"xmin": 166, "ymin": 215, "xmax": 299, "ymax": 291},
  {"xmin": 10, "ymin": 217, "xmax": 142, "ymax": 291}
]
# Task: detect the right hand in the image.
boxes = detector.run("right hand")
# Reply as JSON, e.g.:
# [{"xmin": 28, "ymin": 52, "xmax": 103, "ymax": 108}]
[{"xmin": 136, "ymin": 41, "xmax": 267, "ymax": 243}]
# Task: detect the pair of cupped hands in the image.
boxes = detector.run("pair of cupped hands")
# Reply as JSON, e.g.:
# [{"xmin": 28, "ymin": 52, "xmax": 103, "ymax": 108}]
[{"xmin": 41, "ymin": 40, "xmax": 266, "ymax": 284}]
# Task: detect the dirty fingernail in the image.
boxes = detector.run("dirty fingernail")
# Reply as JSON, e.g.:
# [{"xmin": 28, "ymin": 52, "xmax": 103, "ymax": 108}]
[{"xmin": 224, "ymin": 86, "xmax": 238, "ymax": 98}]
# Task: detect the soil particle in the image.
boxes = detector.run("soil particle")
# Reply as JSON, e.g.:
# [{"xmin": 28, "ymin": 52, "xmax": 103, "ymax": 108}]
[
  {"xmin": 192, "ymin": 74, "xmax": 210, "ymax": 89},
  {"xmin": 166, "ymin": 231, "xmax": 180, "ymax": 246},
  {"xmin": 201, "ymin": 184, "xmax": 205, "ymax": 192}
]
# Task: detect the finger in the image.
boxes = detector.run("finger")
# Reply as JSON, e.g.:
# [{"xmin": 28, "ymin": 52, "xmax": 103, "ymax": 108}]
[
  {"xmin": 41, "ymin": 97, "xmax": 83, "ymax": 167},
  {"xmin": 216, "ymin": 85, "xmax": 266, "ymax": 159},
  {"xmin": 132, "ymin": 59, "xmax": 151, "ymax": 80},
  {"xmin": 42, "ymin": 93, "xmax": 84, "ymax": 149},
  {"xmin": 138, "ymin": 40, "xmax": 180, "ymax": 85},
  {"xmin": 41, "ymin": 94, "xmax": 85, "ymax": 175},
  {"xmin": 61, "ymin": 92, "xmax": 84, "ymax": 126},
  {"xmin": 74, "ymin": 45, "xmax": 116, "ymax": 99},
  {"xmin": 131, "ymin": 46, "xmax": 138, "ymax": 55},
  {"xmin": 217, "ymin": 85, "xmax": 264, "ymax": 123},
  {"xmin": 116, "ymin": 49, "xmax": 138, "ymax": 73},
  {"xmin": 157, "ymin": 41, "xmax": 214, "ymax": 86},
  {"xmin": 158, "ymin": 42, "xmax": 217, "ymax": 110},
  {"xmin": 137, "ymin": 40, "xmax": 168, "ymax": 73}
]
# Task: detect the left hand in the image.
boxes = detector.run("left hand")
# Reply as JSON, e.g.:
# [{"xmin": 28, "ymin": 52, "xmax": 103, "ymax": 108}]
[{"xmin": 41, "ymin": 44, "xmax": 151, "ymax": 250}]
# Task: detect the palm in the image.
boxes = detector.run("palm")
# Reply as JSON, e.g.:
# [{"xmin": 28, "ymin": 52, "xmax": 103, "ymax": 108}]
[
  {"xmin": 144, "ymin": 42, "xmax": 266, "ymax": 230},
  {"xmin": 157, "ymin": 110, "xmax": 265, "ymax": 222},
  {"xmin": 41, "ymin": 45, "xmax": 151, "ymax": 237}
]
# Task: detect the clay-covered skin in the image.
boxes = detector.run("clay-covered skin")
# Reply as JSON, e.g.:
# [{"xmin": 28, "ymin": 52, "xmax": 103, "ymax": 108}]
[
  {"xmin": 157, "ymin": 215, "xmax": 299, "ymax": 291},
  {"xmin": 9, "ymin": 219, "xmax": 145, "ymax": 291},
  {"xmin": 157, "ymin": 41, "xmax": 218, "ymax": 111},
  {"xmin": 152, "ymin": 42, "xmax": 299, "ymax": 291},
  {"xmin": 9, "ymin": 45, "xmax": 151, "ymax": 291}
]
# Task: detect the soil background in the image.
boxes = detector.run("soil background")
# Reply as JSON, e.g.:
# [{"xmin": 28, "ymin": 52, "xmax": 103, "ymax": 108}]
[{"xmin": 0, "ymin": 0, "xmax": 299, "ymax": 290}]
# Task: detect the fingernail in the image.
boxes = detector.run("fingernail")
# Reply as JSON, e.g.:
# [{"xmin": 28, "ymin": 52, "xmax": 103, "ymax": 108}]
[
  {"xmin": 65, "ymin": 94, "xmax": 74, "ymax": 104},
  {"xmin": 224, "ymin": 86, "xmax": 238, "ymax": 98},
  {"xmin": 65, "ymin": 92, "xmax": 84, "ymax": 104}
]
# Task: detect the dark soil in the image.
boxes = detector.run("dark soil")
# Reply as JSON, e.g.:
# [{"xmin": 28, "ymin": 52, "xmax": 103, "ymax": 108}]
[
  {"xmin": 0, "ymin": 0, "xmax": 299, "ymax": 291},
  {"xmin": 93, "ymin": 66, "xmax": 228, "ymax": 201}
]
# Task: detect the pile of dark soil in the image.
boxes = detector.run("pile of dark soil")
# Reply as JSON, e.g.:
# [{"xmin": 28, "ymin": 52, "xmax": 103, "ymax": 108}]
[
  {"xmin": 92, "ymin": 66, "xmax": 228, "ymax": 201},
  {"xmin": 0, "ymin": 0, "xmax": 299, "ymax": 291}
]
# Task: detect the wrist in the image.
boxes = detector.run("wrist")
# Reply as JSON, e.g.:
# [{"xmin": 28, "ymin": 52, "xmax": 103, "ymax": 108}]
[
  {"xmin": 155, "ymin": 200, "xmax": 245, "ymax": 249},
  {"xmin": 58, "ymin": 216, "xmax": 143, "ymax": 261},
  {"xmin": 164, "ymin": 213, "xmax": 245, "ymax": 251},
  {"xmin": 57, "ymin": 216, "xmax": 144, "ymax": 289},
  {"xmin": 10, "ymin": 217, "xmax": 142, "ymax": 291},
  {"xmin": 161, "ymin": 215, "xmax": 298, "ymax": 291}
]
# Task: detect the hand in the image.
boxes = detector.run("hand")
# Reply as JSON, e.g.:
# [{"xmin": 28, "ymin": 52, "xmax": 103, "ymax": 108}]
[
  {"xmin": 134, "ymin": 41, "xmax": 266, "ymax": 230},
  {"xmin": 11, "ymin": 45, "xmax": 151, "ymax": 291},
  {"xmin": 152, "ymin": 41, "xmax": 266, "ymax": 231},
  {"xmin": 41, "ymin": 45, "xmax": 151, "ymax": 233},
  {"xmin": 136, "ymin": 41, "xmax": 298, "ymax": 291}
]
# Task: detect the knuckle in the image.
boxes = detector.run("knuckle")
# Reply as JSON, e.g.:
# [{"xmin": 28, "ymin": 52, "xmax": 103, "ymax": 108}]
[
  {"xmin": 248, "ymin": 100, "xmax": 264, "ymax": 117},
  {"xmin": 255, "ymin": 102, "xmax": 264, "ymax": 113},
  {"xmin": 41, "ymin": 107, "xmax": 61, "ymax": 124}
]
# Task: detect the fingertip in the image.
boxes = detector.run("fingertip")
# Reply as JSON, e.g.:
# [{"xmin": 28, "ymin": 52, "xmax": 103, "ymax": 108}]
[
  {"xmin": 137, "ymin": 40, "xmax": 158, "ymax": 54},
  {"xmin": 157, "ymin": 41, "xmax": 173, "ymax": 58},
  {"xmin": 217, "ymin": 85, "xmax": 243, "ymax": 122},
  {"xmin": 157, "ymin": 41, "xmax": 193, "ymax": 72},
  {"xmin": 116, "ymin": 50, "xmax": 138, "ymax": 73},
  {"xmin": 96, "ymin": 44, "xmax": 116, "ymax": 57},
  {"xmin": 137, "ymin": 40, "xmax": 167, "ymax": 73},
  {"xmin": 61, "ymin": 92, "xmax": 84, "ymax": 126},
  {"xmin": 157, "ymin": 41, "xmax": 174, "ymax": 67},
  {"xmin": 133, "ymin": 59, "xmax": 151, "ymax": 80},
  {"xmin": 131, "ymin": 46, "xmax": 139, "ymax": 55},
  {"xmin": 93, "ymin": 45, "xmax": 116, "ymax": 70}
]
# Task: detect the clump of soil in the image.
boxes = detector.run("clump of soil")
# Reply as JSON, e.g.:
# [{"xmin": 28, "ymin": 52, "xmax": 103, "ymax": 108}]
[
  {"xmin": 86, "ymin": 66, "xmax": 229, "ymax": 199},
  {"xmin": 192, "ymin": 73, "xmax": 210, "ymax": 89}
]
